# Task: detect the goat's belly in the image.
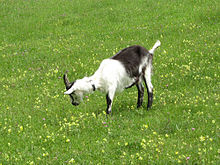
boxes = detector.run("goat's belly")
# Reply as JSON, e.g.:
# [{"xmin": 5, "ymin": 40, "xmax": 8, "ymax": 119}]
[
  {"xmin": 96, "ymin": 59, "xmax": 136, "ymax": 93},
  {"xmin": 116, "ymin": 76, "xmax": 135, "ymax": 92}
]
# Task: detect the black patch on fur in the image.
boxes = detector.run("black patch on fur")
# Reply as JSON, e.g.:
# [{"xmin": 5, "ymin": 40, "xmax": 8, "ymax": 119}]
[
  {"xmin": 106, "ymin": 94, "xmax": 112, "ymax": 114},
  {"xmin": 111, "ymin": 45, "xmax": 149, "ymax": 78},
  {"xmin": 92, "ymin": 84, "xmax": 96, "ymax": 91}
]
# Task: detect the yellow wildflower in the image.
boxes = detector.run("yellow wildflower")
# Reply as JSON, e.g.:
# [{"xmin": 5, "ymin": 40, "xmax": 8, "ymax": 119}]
[
  {"xmin": 69, "ymin": 158, "xmax": 75, "ymax": 163},
  {"xmin": 20, "ymin": 126, "xmax": 23, "ymax": 131},
  {"xmin": 200, "ymin": 136, "xmax": 205, "ymax": 142}
]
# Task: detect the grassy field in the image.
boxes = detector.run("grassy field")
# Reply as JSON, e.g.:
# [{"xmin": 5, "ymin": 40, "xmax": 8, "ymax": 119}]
[{"xmin": 0, "ymin": 0, "xmax": 219, "ymax": 164}]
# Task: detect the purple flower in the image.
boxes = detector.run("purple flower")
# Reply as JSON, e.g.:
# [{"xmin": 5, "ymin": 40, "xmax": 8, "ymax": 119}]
[
  {"xmin": 43, "ymin": 118, "xmax": 46, "ymax": 121},
  {"xmin": 192, "ymin": 128, "xmax": 195, "ymax": 131},
  {"xmin": 85, "ymin": 96, "xmax": 88, "ymax": 98},
  {"xmin": 166, "ymin": 84, "xmax": 168, "ymax": 87},
  {"xmin": 102, "ymin": 122, "xmax": 108, "ymax": 127},
  {"xmin": 186, "ymin": 157, "xmax": 190, "ymax": 160}
]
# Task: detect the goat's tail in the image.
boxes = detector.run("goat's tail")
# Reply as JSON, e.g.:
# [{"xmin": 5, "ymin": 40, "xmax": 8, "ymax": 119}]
[{"xmin": 149, "ymin": 40, "xmax": 161, "ymax": 54}]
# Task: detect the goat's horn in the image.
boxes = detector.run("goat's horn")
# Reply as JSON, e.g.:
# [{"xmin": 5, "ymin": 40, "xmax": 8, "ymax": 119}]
[{"xmin": 63, "ymin": 73, "xmax": 71, "ymax": 89}]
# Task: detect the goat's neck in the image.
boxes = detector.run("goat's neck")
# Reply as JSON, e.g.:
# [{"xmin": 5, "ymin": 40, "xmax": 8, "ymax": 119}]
[
  {"xmin": 89, "ymin": 73, "xmax": 102, "ymax": 90},
  {"xmin": 75, "ymin": 76, "xmax": 97, "ymax": 93}
]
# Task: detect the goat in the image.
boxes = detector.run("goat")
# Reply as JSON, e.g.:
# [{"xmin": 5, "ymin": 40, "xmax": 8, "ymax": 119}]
[{"xmin": 64, "ymin": 40, "xmax": 161, "ymax": 114}]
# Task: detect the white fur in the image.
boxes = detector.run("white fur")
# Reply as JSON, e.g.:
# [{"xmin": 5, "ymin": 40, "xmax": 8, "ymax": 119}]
[
  {"xmin": 145, "ymin": 65, "xmax": 153, "ymax": 93},
  {"xmin": 64, "ymin": 59, "xmax": 135, "ymax": 95}
]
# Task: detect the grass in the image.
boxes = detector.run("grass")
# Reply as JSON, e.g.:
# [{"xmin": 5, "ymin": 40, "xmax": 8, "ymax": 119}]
[{"xmin": 0, "ymin": 0, "xmax": 219, "ymax": 164}]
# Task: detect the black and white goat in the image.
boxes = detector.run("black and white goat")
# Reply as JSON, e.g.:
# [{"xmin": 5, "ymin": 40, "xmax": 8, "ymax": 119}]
[{"xmin": 64, "ymin": 40, "xmax": 161, "ymax": 114}]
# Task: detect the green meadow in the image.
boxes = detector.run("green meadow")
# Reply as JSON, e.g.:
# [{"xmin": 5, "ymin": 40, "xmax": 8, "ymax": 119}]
[{"xmin": 0, "ymin": 0, "xmax": 219, "ymax": 164}]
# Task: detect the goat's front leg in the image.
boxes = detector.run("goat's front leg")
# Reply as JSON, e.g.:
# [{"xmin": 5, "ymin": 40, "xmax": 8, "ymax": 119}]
[
  {"xmin": 136, "ymin": 83, "xmax": 144, "ymax": 108},
  {"xmin": 144, "ymin": 66, "xmax": 153, "ymax": 110},
  {"xmin": 106, "ymin": 88, "xmax": 115, "ymax": 114}
]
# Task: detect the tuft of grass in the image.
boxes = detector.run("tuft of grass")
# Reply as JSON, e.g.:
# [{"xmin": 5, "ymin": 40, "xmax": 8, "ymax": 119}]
[{"xmin": 0, "ymin": 0, "xmax": 219, "ymax": 164}]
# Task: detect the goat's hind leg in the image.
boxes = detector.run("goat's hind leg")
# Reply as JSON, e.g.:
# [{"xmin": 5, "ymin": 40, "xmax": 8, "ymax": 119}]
[
  {"xmin": 136, "ymin": 83, "xmax": 144, "ymax": 108},
  {"xmin": 144, "ymin": 66, "xmax": 153, "ymax": 110}
]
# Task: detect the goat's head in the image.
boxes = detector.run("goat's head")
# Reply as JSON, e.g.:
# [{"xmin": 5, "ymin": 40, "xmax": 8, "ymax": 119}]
[{"xmin": 63, "ymin": 73, "xmax": 83, "ymax": 106}]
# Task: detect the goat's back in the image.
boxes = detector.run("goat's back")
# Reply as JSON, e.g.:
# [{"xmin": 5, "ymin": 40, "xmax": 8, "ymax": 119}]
[{"xmin": 111, "ymin": 45, "xmax": 149, "ymax": 78}]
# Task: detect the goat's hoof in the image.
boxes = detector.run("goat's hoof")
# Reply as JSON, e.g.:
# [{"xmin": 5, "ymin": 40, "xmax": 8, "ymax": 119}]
[
  {"xmin": 106, "ymin": 112, "xmax": 112, "ymax": 119},
  {"xmin": 147, "ymin": 105, "xmax": 152, "ymax": 110},
  {"xmin": 106, "ymin": 111, "xmax": 112, "ymax": 115},
  {"xmin": 137, "ymin": 104, "xmax": 142, "ymax": 108}
]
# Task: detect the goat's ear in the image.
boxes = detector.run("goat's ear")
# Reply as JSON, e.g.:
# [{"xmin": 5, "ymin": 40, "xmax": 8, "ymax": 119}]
[
  {"xmin": 63, "ymin": 73, "xmax": 71, "ymax": 90},
  {"xmin": 64, "ymin": 87, "xmax": 74, "ymax": 95}
]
